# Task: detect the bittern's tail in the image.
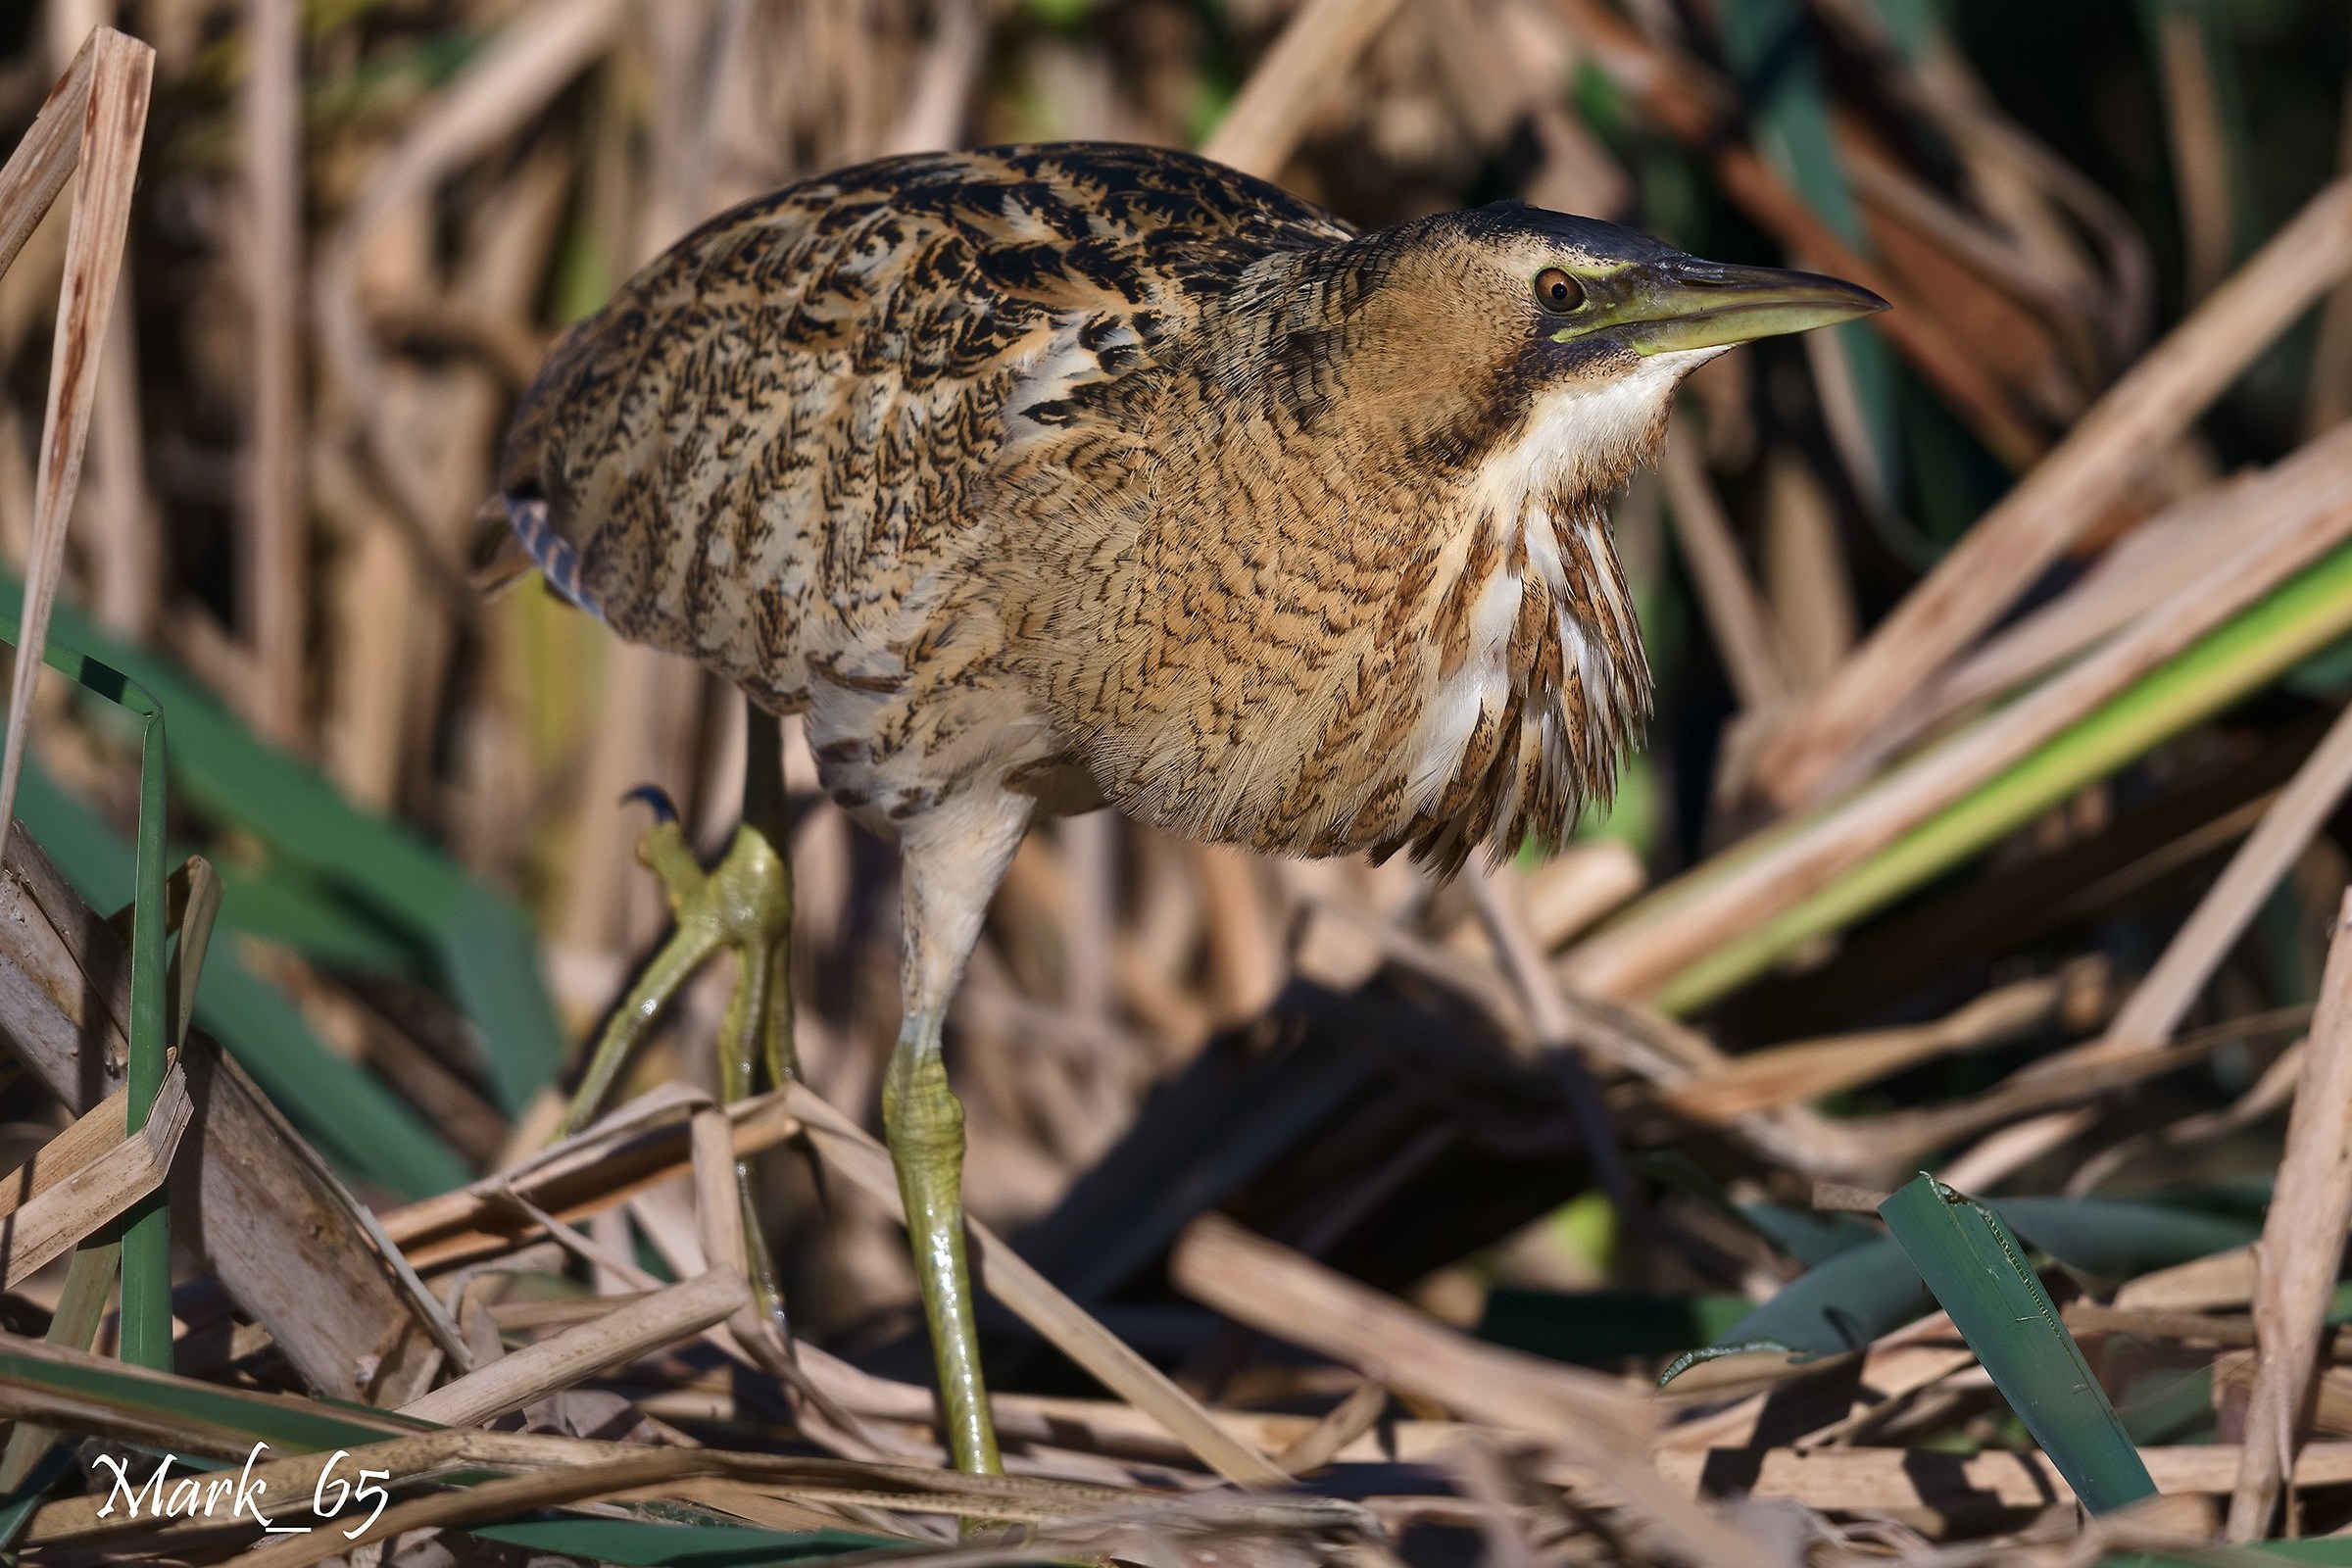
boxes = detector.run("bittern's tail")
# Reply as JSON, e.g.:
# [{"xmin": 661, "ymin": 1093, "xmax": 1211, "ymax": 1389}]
[{"xmin": 467, "ymin": 491, "xmax": 602, "ymax": 618}]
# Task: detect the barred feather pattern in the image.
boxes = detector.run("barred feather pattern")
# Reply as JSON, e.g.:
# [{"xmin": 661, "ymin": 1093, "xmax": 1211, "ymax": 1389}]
[{"xmin": 500, "ymin": 143, "xmax": 1687, "ymax": 868}]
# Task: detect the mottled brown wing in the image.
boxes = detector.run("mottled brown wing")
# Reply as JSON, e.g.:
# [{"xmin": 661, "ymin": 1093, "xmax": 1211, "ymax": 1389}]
[{"xmin": 496, "ymin": 143, "xmax": 1351, "ymax": 711}]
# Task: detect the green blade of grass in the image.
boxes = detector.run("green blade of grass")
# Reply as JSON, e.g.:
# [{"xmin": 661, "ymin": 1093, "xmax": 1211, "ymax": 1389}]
[
  {"xmin": 1657, "ymin": 1234, "xmax": 1924, "ymax": 1387},
  {"xmin": 1656, "ymin": 1194, "xmax": 2259, "ymax": 1389},
  {"xmin": 1879, "ymin": 1173, "xmax": 2156, "ymax": 1514},
  {"xmin": 463, "ymin": 1518, "xmax": 890, "ymax": 1567},
  {"xmin": 0, "ymin": 611, "xmax": 172, "ymax": 1369},
  {"xmin": 0, "ymin": 1336, "xmax": 424, "ymax": 1459},
  {"xmin": 116, "ymin": 658, "xmax": 169, "ymax": 1374}
]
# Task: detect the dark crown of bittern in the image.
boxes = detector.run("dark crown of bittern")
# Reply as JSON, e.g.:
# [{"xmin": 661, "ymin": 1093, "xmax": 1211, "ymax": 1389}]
[{"xmin": 495, "ymin": 143, "xmax": 1883, "ymax": 873}]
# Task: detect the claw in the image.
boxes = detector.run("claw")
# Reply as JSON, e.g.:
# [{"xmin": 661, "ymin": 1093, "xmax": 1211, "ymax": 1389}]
[{"xmin": 622, "ymin": 784, "xmax": 681, "ymax": 824}]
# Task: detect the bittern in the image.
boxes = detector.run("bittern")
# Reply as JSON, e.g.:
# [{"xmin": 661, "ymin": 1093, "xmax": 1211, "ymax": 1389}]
[{"xmin": 483, "ymin": 142, "xmax": 1883, "ymax": 1476}]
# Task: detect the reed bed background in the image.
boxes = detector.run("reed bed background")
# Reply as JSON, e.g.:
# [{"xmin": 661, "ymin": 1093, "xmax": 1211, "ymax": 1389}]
[{"xmin": 1, "ymin": 0, "xmax": 2351, "ymax": 1563}]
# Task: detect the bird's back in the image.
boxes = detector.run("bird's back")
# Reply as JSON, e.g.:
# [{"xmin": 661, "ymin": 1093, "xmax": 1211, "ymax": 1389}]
[{"xmin": 497, "ymin": 144, "xmax": 1350, "ymax": 714}]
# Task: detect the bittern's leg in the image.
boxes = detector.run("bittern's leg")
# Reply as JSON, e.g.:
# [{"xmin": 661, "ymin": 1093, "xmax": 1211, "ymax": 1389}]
[
  {"xmin": 740, "ymin": 708, "xmax": 797, "ymax": 1091},
  {"xmin": 886, "ymin": 794, "xmax": 1033, "ymax": 1477},
  {"xmin": 714, "ymin": 709, "xmax": 796, "ymax": 1326}
]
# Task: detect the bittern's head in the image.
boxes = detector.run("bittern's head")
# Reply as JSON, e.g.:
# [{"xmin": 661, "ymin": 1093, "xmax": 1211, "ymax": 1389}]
[{"xmin": 1276, "ymin": 201, "xmax": 1886, "ymax": 501}]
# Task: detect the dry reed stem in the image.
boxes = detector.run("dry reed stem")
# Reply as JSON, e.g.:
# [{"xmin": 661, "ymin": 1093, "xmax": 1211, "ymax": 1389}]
[
  {"xmin": 784, "ymin": 1082, "xmax": 1292, "ymax": 1487},
  {"xmin": 1446, "ymin": 1441, "xmax": 1544, "ymax": 1568},
  {"xmin": 1171, "ymin": 1215, "xmax": 1776, "ymax": 1568},
  {"xmin": 398, "ymin": 1268, "xmax": 750, "ymax": 1429},
  {"xmin": 2218, "ymin": 1355, "xmax": 2352, "ymax": 1446},
  {"xmin": 1800, "ymin": 322, "xmax": 1892, "ymax": 515},
  {"xmin": 1653, "ymin": 1443, "xmax": 2352, "ymax": 1511},
  {"xmin": 1724, "ymin": 151, "xmax": 2044, "ymax": 468},
  {"xmin": 1514, "ymin": 837, "xmax": 1644, "ymax": 949},
  {"xmin": 882, "ymin": 0, "xmax": 991, "ymax": 155},
  {"xmin": 1753, "ymin": 174, "xmax": 2352, "ymax": 810},
  {"xmin": 1821, "ymin": 0, "xmax": 2154, "ymax": 355},
  {"xmin": 2068, "ymin": 1036, "xmax": 2310, "ymax": 1197},
  {"xmin": 1934, "ymin": 1102, "xmax": 2096, "ymax": 1191},
  {"xmin": 1171, "ymin": 1215, "xmax": 1648, "ymax": 1451},
  {"xmin": 1657, "ymin": 419, "xmax": 1790, "ymax": 710},
  {"xmin": 80, "ymin": 296, "xmax": 154, "ymax": 640},
  {"xmin": 1762, "ymin": 448, "xmax": 1856, "ymax": 687},
  {"xmin": 2227, "ymin": 891, "xmax": 2352, "ymax": 1539},
  {"xmin": 0, "ymin": 26, "xmax": 149, "ymax": 860},
  {"xmin": 1873, "ymin": 431, "xmax": 2352, "ymax": 783},
  {"xmin": 314, "ymin": 0, "xmax": 620, "ymax": 582},
  {"xmin": 50, "ymin": 1, "xmax": 155, "ymax": 646},
  {"xmin": 1562, "ymin": 443, "xmax": 2352, "ymax": 1004},
  {"xmin": 2119, "ymin": 1245, "xmax": 2258, "ymax": 1313},
  {"xmin": 1272, "ymin": 1377, "xmax": 1388, "ymax": 1474},
  {"xmin": 1931, "ymin": 470, "xmax": 2252, "ymax": 714},
  {"xmin": 1468, "ymin": 861, "xmax": 1582, "ymax": 1048},
  {"xmin": 2103, "ymin": 702, "xmax": 2352, "ymax": 1054},
  {"xmin": 1835, "ymin": 138, "xmax": 2092, "ymax": 416},
  {"xmin": 0, "ymin": 770, "xmax": 448, "ymax": 1399},
  {"xmin": 1661, "ymin": 975, "xmax": 2060, "ymax": 1124},
  {"xmin": 1747, "ymin": 1008, "xmax": 2302, "ymax": 1185},
  {"xmin": 0, "ymin": 1062, "xmax": 185, "ymax": 1287},
  {"xmin": 1465, "ymin": 861, "xmax": 1628, "ymax": 1193},
  {"xmin": 1061, "ymin": 811, "xmax": 1117, "ymax": 1023},
  {"xmin": 1193, "ymin": 842, "xmax": 1285, "ymax": 1021},
  {"xmin": 690, "ymin": 1107, "xmax": 748, "ymax": 1279},
  {"xmin": 2064, "ymin": 1304, "xmax": 2278, "ymax": 1348},
  {"xmin": 0, "ymin": 41, "xmax": 90, "ymax": 281},
  {"xmin": 2157, "ymin": 7, "xmax": 2233, "ymax": 306},
  {"xmin": 1199, "ymin": 0, "xmax": 1411, "ymax": 179},
  {"xmin": 241, "ymin": 0, "xmax": 304, "ymax": 744},
  {"xmin": 381, "ymin": 1082, "xmax": 800, "ymax": 1268}
]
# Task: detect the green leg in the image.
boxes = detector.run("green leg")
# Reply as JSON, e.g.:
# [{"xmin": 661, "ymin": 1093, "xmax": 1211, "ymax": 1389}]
[
  {"xmin": 884, "ymin": 1007, "xmax": 998, "ymax": 1475},
  {"xmin": 884, "ymin": 795, "xmax": 1034, "ymax": 1478},
  {"xmin": 713, "ymin": 825, "xmax": 794, "ymax": 1331},
  {"xmin": 742, "ymin": 705, "xmax": 797, "ymax": 1093}
]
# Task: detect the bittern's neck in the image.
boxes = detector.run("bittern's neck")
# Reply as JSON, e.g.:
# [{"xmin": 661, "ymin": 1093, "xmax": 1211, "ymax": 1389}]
[{"xmin": 1475, "ymin": 351, "xmax": 1713, "ymax": 512}]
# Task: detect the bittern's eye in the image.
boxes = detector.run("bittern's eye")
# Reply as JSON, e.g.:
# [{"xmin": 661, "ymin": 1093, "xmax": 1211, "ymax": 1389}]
[{"xmin": 1533, "ymin": 268, "xmax": 1585, "ymax": 314}]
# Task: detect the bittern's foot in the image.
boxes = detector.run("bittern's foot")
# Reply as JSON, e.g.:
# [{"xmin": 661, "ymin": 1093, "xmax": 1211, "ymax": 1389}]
[
  {"xmin": 562, "ymin": 791, "xmax": 796, "ymax": 1133},
  {"xmin": 562, "ymin": 787, "xmax": 799, "ymax": 1331},
  {"xmin": 884, "ymin": 1016, "xmax": 1001, "ymax": 1477}
]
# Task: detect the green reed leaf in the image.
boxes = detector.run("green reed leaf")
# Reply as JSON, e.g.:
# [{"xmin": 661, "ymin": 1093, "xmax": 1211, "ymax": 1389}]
[{"xmin": 1880, "ymin": 1173, "xmax": 2156, "ymax": 1514}]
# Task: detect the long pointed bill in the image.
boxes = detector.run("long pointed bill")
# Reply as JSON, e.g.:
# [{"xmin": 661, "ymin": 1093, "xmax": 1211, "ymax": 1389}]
[{"xmin": 1603, "ymin": 259, "xmax": 1888, "ymax": 356}]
